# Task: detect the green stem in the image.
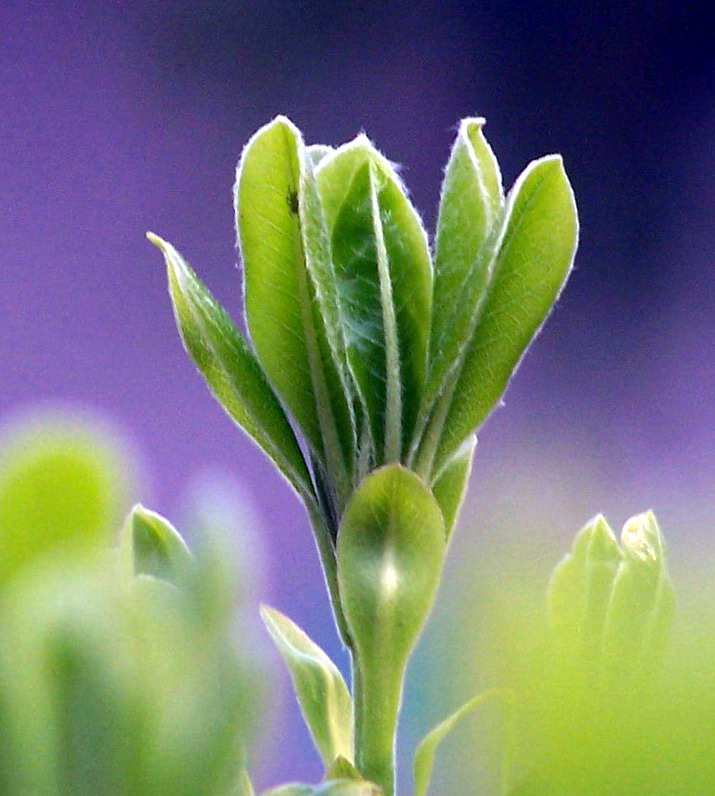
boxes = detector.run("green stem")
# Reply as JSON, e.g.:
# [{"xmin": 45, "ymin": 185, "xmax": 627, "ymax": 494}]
[
  {"xmin": 352, "ymin": 649, "xmax": 406, "ymax": 796},
  {"xmin": 306, "ymin": 502, "xmax": 352, "ymax": 648}
]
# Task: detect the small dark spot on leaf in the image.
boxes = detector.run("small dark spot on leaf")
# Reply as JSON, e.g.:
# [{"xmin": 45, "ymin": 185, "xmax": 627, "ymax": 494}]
[{"xmin": 287, "ymin": 189, "xmax": 299, "ymax": 215}]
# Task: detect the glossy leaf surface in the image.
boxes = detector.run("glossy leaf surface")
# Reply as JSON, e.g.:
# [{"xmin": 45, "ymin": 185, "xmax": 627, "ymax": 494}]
[
  {"xmin": 260, "ymin": 605, "xmax": 353, "ymax": 766},
  {"xmin": 151, "ymin": 233, "xmax": 313, "ymax": 503}
]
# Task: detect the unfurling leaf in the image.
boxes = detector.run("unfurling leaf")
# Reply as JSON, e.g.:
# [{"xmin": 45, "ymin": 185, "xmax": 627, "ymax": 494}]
[
  {"xmin": 260, "ymin": 605, "xmax": 353, "ymax": 766},
  {"xmin": 236, "ymin": 116, "xmax": 354, "ymax": 504},
  {"xmin": 150, "ymin": 233, "xmax": 314, "ymax": 503},
  {"xmin": 548, "ymin": 511, "xmax": 674, "ymax": 693},
  {"xmin": 120, "ymin": 504, "xmax": 192, "ymax": 583},
  {"xmin": 327, "ymin": 141, "xmax": 432, "ymax": 462},
  {"xmin": 431, "ymin": 155, "xmax": 578, "ymax": 475}
]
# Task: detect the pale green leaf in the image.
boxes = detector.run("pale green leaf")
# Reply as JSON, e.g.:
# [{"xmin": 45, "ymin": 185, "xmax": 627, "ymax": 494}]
[
  {"xmin": 307, "ymin": 145, "xmax": 334, "ymax": 168},
  {"xmin": 0, "ymin": 417, "xmax": 124, "ymax": 584},
  {"xmin": 149, "ymin": 233, "xmax": 314, "ymax": 504},
  {"xmin": 431, "ymin": 435, "xmax": 476, "ymax": 540},
  {"xmin": 330, "ymin": 145, "xmax": 432, "ymax": 462},
  {"xmin": 263, "ymin": 782, "xmax": 381, "ymax": 796},
  {"xmin": 337, "ymin": 465, "xmax": 445, "ymax": 786},
  {"xmin": 602, "ymin": 511, "xmax": 675, "ymax": 689},
  {"xmin": 422, "ymin": 119, "xmax": 503, "ymax": 431},
  {"xmin": 260, "ymin": 605, "xmax": 353, "ymax": 766},
  {"xmin": 120, "ymin": 504, "xmax": 192, "ymax": 584},
  {"xmin": 236, "ymin": 116, "xmax": 354, "ymax": 503},
  {"xmin": 413, "ymin": 689, "xmax": 507, "ymax": 796},
  {"xmin": 235, "ymin": 769, "xmax": 256, "ymax": 796},
  {"xmin": 431, "ymin": 155, "xmax": 578, "ymax": 474},
  {"xmin": 325, "ymin": 756, "xmax": 362, "ymax": 781}
]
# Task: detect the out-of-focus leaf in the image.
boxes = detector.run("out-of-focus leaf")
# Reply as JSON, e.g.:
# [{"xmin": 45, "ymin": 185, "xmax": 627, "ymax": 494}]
[
  {"xmin": 547, "ymin": 514, "xmax": 622, "ymax": 665},
  {"xmin": 337, "ymin": 465, "xmax": 445, "ymax": 786},
  {"xmin": 330, "ymin": 143, "xmax": 432, "ymax": 461},
  {"xmin": 120, "ymin": 504, "xmax": 192, "ymax": 584},
  {"xmin": 235, "ymin": 116, "xmax": 353, "ymax": 502},
  {"xmin": 413, "ymin": 689, "xmax": 507, "ymax": 796},
  {"xmin": 602, "ymin": 511, "xmax": 675, "ymax": 689},
  {"xmin": 432, "ymin": 155, "xmax": 578, "ymax": 475},
  {"xmin": 0, "ymin": 417, "xmax": 124, "ymax": 584},
  {"xmin": 260, "ymin": 605, "xmax": 353, "ymax": 766},
  {"xmin": 150, "ymin": 233, "xmax": 314, "ymax": 504},
  {"xmin": 431, "ymin": 436, "xmax": 476, "ymax": 540},
  {"xmin": 422, "ymin": 119, "xmax": 503, "ymax": 432}
]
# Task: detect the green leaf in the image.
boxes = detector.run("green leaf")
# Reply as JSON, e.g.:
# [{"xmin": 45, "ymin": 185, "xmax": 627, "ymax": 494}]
[
  {"xmin": 431, "ymin": 155, "xmax": 578, "ymax": 475},
  {"xmin": 431, "ymin": 435, "xmax": 476, "ymax": 540},
  {"xmin": 602, "ymin": 511, "xmax": 675, "ymax": 689},
  {"xmin": 0, "ymin": 417, "xmax": 124, "ymax": 584},
  {"xmin": 326, "ymin": 756, "xmax": 362, "ymax": 781},
  {"xmin": 330, "ymin": 145, "xmax": 432, "ymax": 462},
  {"xmin": 337, "ymin": 465, "xmax": 446, "ymax": 787},
  {"xmin": 422, "ymin": 119, "xmax": 503, "ymax": 433},
  {"xmin": 413, "ymin": 689, "xmax": 507, "ymax": 796},
  {"xmin": 149, "ymin": 233, "xmax": 314, "ymax": 504},
  {"xmin": 120, "ymin": 504, "xmax": 192, "ymax": 584},
  {"xmin": 236, "ymin": 116, "xmax": 354, "ymax": 503},
  {"xmin": 547, "ymin": 514, "xmax": 622, "ymax": 661},
  {"xmin": 260, "ymin": 605, "xmax": 353, "ymax": 766},
  {"xmin": 263, "ymin": 782, "xmax": 381, "ymax": 796}
]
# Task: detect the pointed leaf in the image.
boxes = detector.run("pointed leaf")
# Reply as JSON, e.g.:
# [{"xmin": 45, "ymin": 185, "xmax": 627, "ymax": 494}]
[
  {"xmin": 121, "ymin": 504, "xmax": 192, "ymax": 583},
  {"xmin": 424, "ymin": 119, "xmax": 503, "ymax": 425},
  {"xmin": 431, "ymin": 436, "xmax": 476, "ymax": 539},
  {"xmin": 330, "ymin": 145, "xmax": 432, "ymax": 461},
  {"xmin": 432, "ymin": 155, "xmax": 578, "ymax": 473},
  {"xmin": 413, "ymin": 690, "xmax": 507, "ymax": 796},
  {"xmin": 149, "ymin": 233, "xmax": 314, "ymax": 503},
  {"xmin": 602, "ymin": 511, "xmax": 675, "ymax": 688},
  {"xmin": 307, "ymin": 144, "xmax": 334, "ymax": 168},
  {"xmin": 260, "ymin": 605, "xmax": 353, "ymax": 766},
  {"xmin": 236, "ymin": 116, "xmax": 353, "ymax": 501}
]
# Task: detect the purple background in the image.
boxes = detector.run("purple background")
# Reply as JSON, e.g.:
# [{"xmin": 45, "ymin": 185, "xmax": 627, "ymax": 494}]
[{"xmin": 1, "ymin": 0, "xmax": 713, "ymax": 788}]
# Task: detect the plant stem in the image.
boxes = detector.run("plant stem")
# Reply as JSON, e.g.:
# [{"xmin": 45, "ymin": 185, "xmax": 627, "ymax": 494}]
[{"xmin": 352, "ymin": 650, "xmax": 405, "ymax": 796}]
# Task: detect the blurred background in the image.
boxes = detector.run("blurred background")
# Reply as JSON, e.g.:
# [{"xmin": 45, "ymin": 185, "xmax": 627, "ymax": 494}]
[{"xmin": 1, "ymin": 0, "xmax": 713, "ymax": 791}]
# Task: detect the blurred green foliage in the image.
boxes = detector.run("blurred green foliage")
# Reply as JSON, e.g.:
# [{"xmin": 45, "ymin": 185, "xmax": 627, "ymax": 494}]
[{"xmin": 0, "ymin": 413, "xmax": 257, "ymax": 795}]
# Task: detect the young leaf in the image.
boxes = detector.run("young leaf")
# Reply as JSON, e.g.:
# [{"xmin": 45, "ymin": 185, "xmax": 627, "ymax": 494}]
[
  {"xmin": 260, "ymin": 605, "xmax": 353, "ymax": 767},
  {"xmin": 330, "ymin": 144, "xmax": 432, "ymax": 461},
  {"xmin": 547, "ymin": 515, "xmax": 621, "ymax": 654},
  {"xmin": 431, "ymin": 436, "xmax": 476, "ymax": 540},
  {"xmin": 423, "ymin": 119, "xmax": 503, "ymax": 427},
  {"xmin": 263, "ymin": 782, "xmax": 381, "ymax": 796},
  {"xmin": 413, "ymin": 689, "xmax": 508, "ymax": 796},
  {"xmin": 149, "ymin": 233, "xmax": 314, "ymax": 504},
  {"xmin": 235, "ymin": 769, "xmax": 256, "ymax": 796},
  {"xmin": 120, "ymin": 504, "xmax": 192, "ymax": 583},
  {"xmin": 337, "ymin": 465, "xmax": 446, "ymax": 788},
  {"xmin": 236, "ymin": 116, "xmax": 353, "ymax": 503},
  {"xmin": 307, "ymin": 144, "xmax": 335, "ymax": 168},
  {"xmin": 431, "ymin": 155, "xmax": 578, "ymax": 475},
  {"xmin": 602, "ymin": 511, "xmax": 675, "ymax": 689}
]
